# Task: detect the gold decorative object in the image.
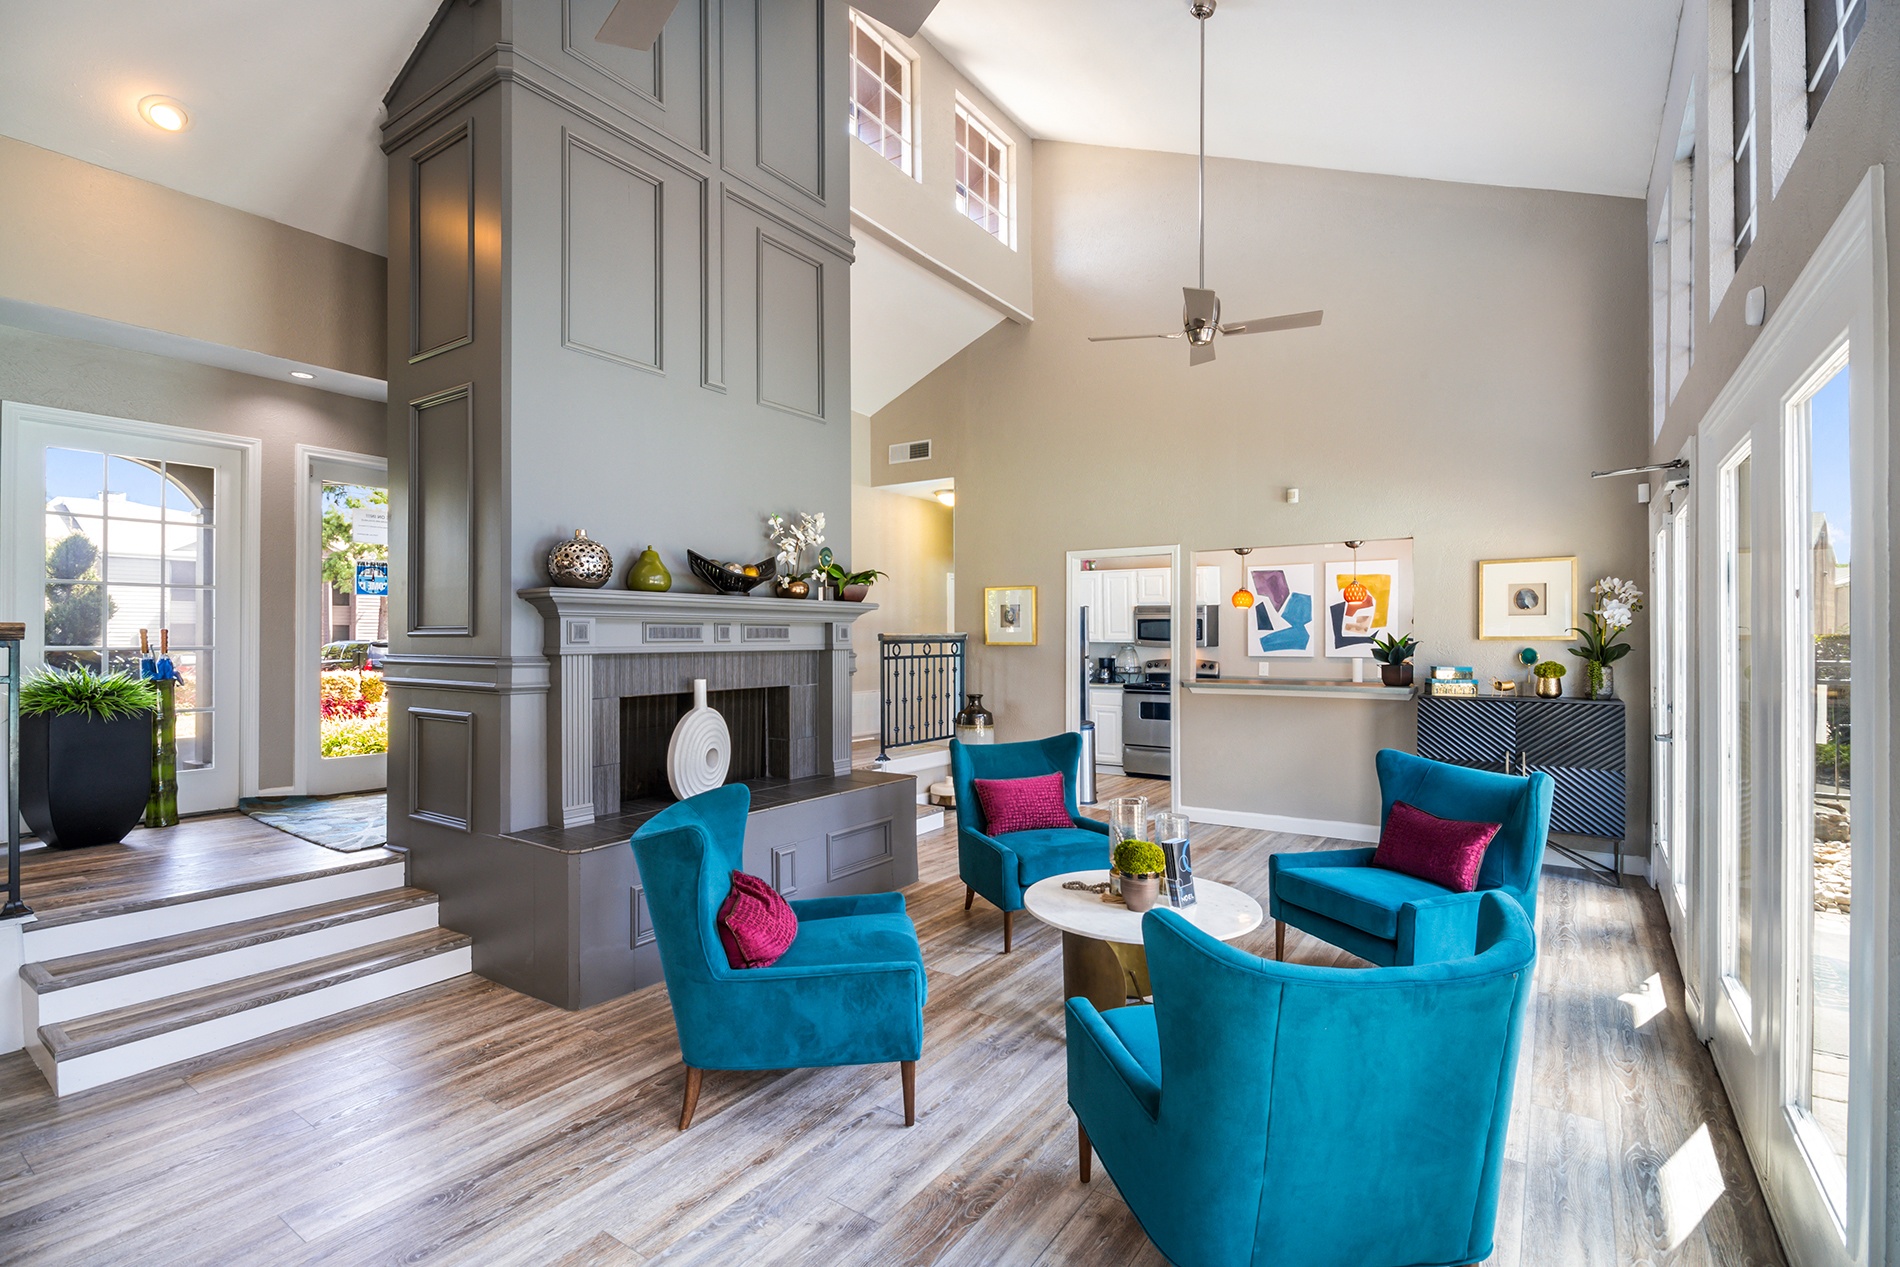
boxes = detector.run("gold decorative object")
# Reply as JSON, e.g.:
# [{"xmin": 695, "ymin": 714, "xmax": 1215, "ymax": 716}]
[
  {"xmin": 547, "ymin": 529, "xmax": 614, "ymax": 588},
  {"xmin": 774, "ymin": 577, "xmax": 810, "ymax": 599},
  {"xmin": 1492, "ymin": 679, "xmax": 1518, "ymax": 694},
  {"xmin": 1535, "ymin": 676, "xmax": 1562, "ymax": 698}
]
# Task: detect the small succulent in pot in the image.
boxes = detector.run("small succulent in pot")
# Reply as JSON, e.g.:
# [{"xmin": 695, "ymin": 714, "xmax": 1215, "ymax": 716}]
[
  {"xmin": 1370, "ymin": 632, "xmax": 1418, "ymax": 686},
  {"xmin": 1111, "ymin": 839, "xmax": 1167, "ymax": 913}
]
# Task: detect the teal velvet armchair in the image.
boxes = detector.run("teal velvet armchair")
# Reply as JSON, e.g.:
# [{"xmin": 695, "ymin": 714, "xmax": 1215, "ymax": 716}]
[
  {"xmin": 1068, "ymin": 894, "xmax": 1536, "ymax": 1267},
  {"xmin": 1269, "ymin": 748, "xmax": 1553, "ymax": 967},
  {"xmin": 630, "ymin": 785, "xmax": 927, "ymax": 1129},
  {"xmin": 951, "ymin": 734, "xmax": 1111, "ymax": 951}
]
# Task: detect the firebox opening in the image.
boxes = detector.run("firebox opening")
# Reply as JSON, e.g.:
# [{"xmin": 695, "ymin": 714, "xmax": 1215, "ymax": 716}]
[{"xmin": 620, "ymin": 686, "xmax": 790, "ymax": 805}]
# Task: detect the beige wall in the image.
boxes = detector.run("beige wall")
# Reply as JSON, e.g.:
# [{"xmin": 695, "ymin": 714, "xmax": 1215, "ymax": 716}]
[
  {"xmin": 0, "ymin": 324, "xmax": 385, "ymax": 790},
  {"xmin": 874, "ymin": 141, "xmax": 1651, "ymax": 838},
  {"xmin": 850, "ymin": 17, "xmax": 1034, "ymax": 322},
  {"xmin": 0, "ymin": 136, "xmax": 386, "ymax": 379}
]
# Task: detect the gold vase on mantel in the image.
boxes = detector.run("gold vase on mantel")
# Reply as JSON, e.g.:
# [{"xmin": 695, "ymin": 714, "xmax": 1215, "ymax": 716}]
[{"xmin": 1534, "ymin": 675, "xmax": 1562, "ymax": 698}]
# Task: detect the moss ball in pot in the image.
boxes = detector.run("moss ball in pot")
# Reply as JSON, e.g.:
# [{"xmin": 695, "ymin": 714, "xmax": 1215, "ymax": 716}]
[
  {"xmin": 18, "ymin": 668, "xmax": 158, "ymax": 848},
  {"xmin": 1112, "ymin": 839, "xmax": 1166, "ymax": 913}
]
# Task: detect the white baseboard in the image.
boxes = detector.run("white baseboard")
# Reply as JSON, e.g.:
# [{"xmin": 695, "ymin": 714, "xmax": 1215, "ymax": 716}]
[{"xmin": 1178, "ymin": 804, "xmax": 1379, "ymax": 843}]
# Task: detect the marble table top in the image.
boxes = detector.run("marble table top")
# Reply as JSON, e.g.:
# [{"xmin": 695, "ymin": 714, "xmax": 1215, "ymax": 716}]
[{"xmin": 1022, "ymin": 869, "xmax": 1264, "ymax": 946}]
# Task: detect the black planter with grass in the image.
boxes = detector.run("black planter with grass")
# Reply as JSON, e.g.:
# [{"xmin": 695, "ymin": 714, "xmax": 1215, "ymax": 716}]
[{"xmin": 19, "ymin": 668, "xmax": 157, "ymax": 849}]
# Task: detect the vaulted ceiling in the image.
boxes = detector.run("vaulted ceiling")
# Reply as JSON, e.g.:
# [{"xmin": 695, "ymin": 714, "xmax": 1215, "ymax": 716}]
[
  {"xmin": 1, "ymin": 1, "xmax": 1682, "ymax": 263},
  {"xmin": 922, "ymin": 0, "xmax": 1684, "ymax": 199}
]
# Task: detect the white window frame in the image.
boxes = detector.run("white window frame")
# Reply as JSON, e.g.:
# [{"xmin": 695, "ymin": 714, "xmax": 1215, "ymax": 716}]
[
  {"xmin": 953, "ymin": 97, "xmax": 1014, "ymax": 248},
  {"xmin": 0, "ymin": 402, "xmax": 263, "ymax": 811},
  {"xmin": 1733, "ymin": 0, "xmax": 1759, "ymax": 265},
  {"xmin": 847, "ymin": 11, "xmax": 917, "ymax": 180},
  {"xmin": 1805, "ymin": 0, "xmax": 1866, "ymax": 122},
  {"xmin": 295, "ymin": 445, "xmax": 390, "ymax": 797}
]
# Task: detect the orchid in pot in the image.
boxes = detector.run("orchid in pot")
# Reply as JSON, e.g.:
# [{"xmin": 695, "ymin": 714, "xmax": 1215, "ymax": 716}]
[{"xmin": 1569, "ymin": 576, "xmax": 1643, "ymax": 700}]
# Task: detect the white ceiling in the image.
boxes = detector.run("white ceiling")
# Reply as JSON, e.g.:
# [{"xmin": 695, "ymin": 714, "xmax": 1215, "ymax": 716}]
[
  {"xmin": 0, "ymin": 0, "xmax": 1681, "ymax": 263},
  {"xmin": 922, "ymin": 0, "xmax": 1685, "ymax": 199},
  {"xmin": 850, "ymin": 235, "xmax": 1006, "ymax": 416},
  {"xmin": 0, "ymin": 0, "xmax": 440, "ymax": 255}
]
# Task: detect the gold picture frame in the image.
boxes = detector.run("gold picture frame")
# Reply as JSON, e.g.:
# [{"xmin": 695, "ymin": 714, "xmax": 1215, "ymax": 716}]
[
  {"xmin": 984, "ymin": 585, "xmax": 1038, "ymax": 646},
  {"xmin": 1477, "ymin": 557, "xmax": 1579, "ymax": 640}
]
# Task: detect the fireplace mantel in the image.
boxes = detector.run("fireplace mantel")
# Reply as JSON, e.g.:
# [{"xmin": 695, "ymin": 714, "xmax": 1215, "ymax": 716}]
[
  {"xmin": 519, "ymin": 587, "xmax": 878, "ymax": 657},
  {"xmin": 519, "ymin": 588, "xmax": 879, "ymax": 827}
]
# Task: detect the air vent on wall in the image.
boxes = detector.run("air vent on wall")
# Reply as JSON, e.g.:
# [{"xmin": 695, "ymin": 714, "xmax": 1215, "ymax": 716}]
[
  {"xmin": 743, "ymin": 624, "xmax": 792, "ymax": 642},
  {"xmin": 643, "ymin": 622, "xmax": 705, "ymax": 643},
  {"xmin": 888, "ymin": 439, "xmax": 932, "ymax": 464}
]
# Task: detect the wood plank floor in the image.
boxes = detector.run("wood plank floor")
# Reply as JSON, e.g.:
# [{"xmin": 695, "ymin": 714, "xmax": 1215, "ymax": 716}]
[
  {"xmin": 16, "ymin": 814, "xmax": 397, "ymax": 920},
  {"xmin": 0, "ymin": 775, "xmax": 1784, "ymax": 1265}
]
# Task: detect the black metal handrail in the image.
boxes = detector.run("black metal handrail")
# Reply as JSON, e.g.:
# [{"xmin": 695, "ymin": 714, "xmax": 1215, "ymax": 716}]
[
  {"xmin": 2, "ymin": 622, "xmax": 29, "ymax": 919},
  {"xmin": 877, "ymin": 634, "xmax": 965, "ymax": 762}
]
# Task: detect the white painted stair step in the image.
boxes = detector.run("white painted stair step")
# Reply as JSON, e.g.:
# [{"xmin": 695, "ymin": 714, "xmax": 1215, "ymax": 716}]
[
  {"xmin": 37, "ymin": 927, "xmax": 472, "ymax": 1097},
  {"xmin": 24, "ymin": 888, "xmax": 444, "ymax": 1027},
  {"xmin": 21, "ymin": 853, "xmax": 408, "ymax": 962}
]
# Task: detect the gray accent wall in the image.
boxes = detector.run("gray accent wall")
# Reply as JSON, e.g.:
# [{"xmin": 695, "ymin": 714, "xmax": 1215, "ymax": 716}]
[
  {"xmin": 872, "ymin": 141, "xmax": 1652, "ymax": 842},
  {"xmin": 381, "ymin": 0, "xmax": 855, "ymax": 1004}
]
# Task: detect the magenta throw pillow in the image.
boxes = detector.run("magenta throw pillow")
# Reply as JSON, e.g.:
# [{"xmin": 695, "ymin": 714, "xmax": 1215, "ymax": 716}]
[
  {"xmin": 1372, "ymin": 800, "xmax": 1502, "ymax": 893},
  {"xmin": 716, "ymin": 870, "xmax": 798, "ymax": 969},
  {"xmin": 974, "ymin": 773, "xmax": 1072, "ymax": 835}
]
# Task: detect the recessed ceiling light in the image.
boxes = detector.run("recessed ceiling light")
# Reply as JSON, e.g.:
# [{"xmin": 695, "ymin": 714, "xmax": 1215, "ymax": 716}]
[
  {"xmin": 933, "ymin": 488, "xmax": 955, "ymax": 507},
  {"xmin": 289, "ymin": 370, "xmax": 316, "ymax": 380},
  {"xmin": 138, "ymin": 95, "xmax": 190, "ymax": 132}
]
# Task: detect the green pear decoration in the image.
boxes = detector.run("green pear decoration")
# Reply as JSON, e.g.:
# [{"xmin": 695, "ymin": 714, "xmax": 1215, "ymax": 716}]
[{"xmin": 628, "ymin": 545, "xmax": 672, "ymax": 592}]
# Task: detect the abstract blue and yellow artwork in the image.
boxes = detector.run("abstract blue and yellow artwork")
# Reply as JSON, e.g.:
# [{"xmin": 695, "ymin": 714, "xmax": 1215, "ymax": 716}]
[{"xmin": 1248, "ymin": 563, "xmax": 1316, "ymax": 657}]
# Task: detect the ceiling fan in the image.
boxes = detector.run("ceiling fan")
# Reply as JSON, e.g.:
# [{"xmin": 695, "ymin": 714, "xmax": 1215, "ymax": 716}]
[
  {"xmin": 1088, "ymin": 0, "xmax": 1322, "ymax": 367},
  {"xmin": 597, "ymin": 0, "xmax": 939, "ymax": 51}
]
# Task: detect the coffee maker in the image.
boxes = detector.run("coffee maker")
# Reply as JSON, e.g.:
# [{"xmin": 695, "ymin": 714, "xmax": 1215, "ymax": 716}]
[{"xmin": 1093, "ymin": 656, "xmax": 1116, "ymax": 684}]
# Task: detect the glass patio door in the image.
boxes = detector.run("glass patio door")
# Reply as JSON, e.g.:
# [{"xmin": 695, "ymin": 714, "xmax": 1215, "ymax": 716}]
[
  {"xmin": 301, "ymin": 455, "xmax": 389, "ymax": 796},
  {"xmin": 1649, "ymin": 478, "xmax": 1694, "ymax": 994},
  {"xmin": 3, "ymin": 406, "xmax": 248, "ymax": 814}
]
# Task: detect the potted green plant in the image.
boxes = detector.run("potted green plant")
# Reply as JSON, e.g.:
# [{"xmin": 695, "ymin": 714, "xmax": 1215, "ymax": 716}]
[
  {"xmin": 19, "ymin": 667, "xmax": 158, "ymax": 848},
  {"xmin": 1569, "ymin": 576, "xmax": 1643, "ymax": 699},
  {"xmin": 1111, "ymin": 838, "xmax": 1167, "ymax": 913},
  {"xmin": 821, "ymin": 562, "xmax": 888, "ymax": 602},
  {"xmin": 1533, "ymin": 660, "xmax": 1566, "ymax": 698},
  {"xmin": 1370, "ymin": 632, "xmax": 1418, "ymax": 686}
]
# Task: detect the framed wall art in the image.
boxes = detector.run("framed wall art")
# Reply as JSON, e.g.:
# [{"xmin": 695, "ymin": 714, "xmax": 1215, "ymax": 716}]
[
  {"xmin": 1477, "ymin": 556, "xmax": 1578, "ymax": 640},
  {"xmin": 984, "ymin": 585, "xmax": 1038, "ymax": 646}
]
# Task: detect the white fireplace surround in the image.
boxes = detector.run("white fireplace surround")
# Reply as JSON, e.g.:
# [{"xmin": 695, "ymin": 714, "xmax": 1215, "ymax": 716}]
[{"xmin": 520, "ymin": 588, "xmax": 877, "ymax": 827}]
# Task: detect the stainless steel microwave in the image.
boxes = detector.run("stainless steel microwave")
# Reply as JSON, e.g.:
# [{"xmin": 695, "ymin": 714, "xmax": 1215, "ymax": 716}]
[{"xmin": 1133, "ymin": 604, "xmax": 1219, "ymax": 649}]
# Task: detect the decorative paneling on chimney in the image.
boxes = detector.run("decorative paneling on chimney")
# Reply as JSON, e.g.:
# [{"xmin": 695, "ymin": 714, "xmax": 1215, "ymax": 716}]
[{"xmin": 377, "ymin": 0, "xmax": 859, "ymax": 1008}]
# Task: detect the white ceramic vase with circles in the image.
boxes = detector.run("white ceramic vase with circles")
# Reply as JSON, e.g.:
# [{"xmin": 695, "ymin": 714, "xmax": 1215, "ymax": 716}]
[{"xmin": 666, "ymin": 679, "xmax": 731, "ymax": 799}]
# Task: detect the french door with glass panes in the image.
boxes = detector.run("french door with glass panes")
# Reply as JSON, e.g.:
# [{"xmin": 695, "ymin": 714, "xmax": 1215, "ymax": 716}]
[
  {"xmin": 1693, "ymin": 176, "xmax": 1885, "ymax": 1266},
  {"xmin": 2, "ymin": 405, "xmax": 251, "ymax": 814},
  {"xmin": 1649, "ymin": 465, "xmax": 1695, "ymax": 1004}
]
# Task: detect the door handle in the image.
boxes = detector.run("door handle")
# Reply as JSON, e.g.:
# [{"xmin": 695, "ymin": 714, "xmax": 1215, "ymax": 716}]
[{"xmin": 1654, "ymin": 734, "xmax": 1673, "ymax": 743}]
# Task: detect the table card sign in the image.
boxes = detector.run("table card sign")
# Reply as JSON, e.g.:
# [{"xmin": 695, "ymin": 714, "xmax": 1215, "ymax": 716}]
[{"xmin": 1156, "ymin": 812, "xmax": 1196, "ymax": 908}]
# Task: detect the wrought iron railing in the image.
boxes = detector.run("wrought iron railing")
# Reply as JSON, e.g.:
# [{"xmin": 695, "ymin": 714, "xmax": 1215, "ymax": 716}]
[
  {"xmin": 877, "ymin": 634, "xmax": 965, "ymax": 762},
  {"xmin": 2, "ymin": 621, "xmax": 29, "ymax": 919}
]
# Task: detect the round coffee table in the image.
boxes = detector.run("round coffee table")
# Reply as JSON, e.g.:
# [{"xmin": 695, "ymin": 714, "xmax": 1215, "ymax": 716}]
[{"xmin": 1023, "ymin": 869, "xmax": 1264, "ymax": 1012}]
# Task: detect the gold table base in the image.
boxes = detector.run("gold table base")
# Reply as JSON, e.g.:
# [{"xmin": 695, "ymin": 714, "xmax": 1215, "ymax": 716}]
[{"xmin": 1061, "ymin": 932, "xmax": 1152, "ymax": 1012}]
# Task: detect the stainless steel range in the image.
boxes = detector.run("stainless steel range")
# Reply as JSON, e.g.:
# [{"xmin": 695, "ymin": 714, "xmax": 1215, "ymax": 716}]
[{"xmin": 1121, "ymin": 662, "xmax": 1172, "ymax": 778}]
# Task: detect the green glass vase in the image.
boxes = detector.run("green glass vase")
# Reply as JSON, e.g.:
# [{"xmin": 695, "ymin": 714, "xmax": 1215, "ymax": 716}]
[
  {"xmin": 628, "ymin": 545, "xmax": 672, "ymax": 592},
  {"xmin": 145, "ymin": 679, "xmax": 179, "ymax": 828}
]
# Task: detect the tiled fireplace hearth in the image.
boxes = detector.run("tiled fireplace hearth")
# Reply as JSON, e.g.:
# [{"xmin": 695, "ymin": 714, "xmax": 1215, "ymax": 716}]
[{"xmin": 521, "ymin": 588, "xmax": 865, "ymax": 827}]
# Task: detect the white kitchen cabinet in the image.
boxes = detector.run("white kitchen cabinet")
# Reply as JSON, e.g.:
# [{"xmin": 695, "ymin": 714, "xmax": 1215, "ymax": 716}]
[
  {"xmin": 1088, "ymin": 686, "xmax": 1123, "ymax": 764},
  {"xmin": 1195, "ymin": 565, "xmax": 1223, "ymax": 607},
  {"xmin": 1098, "ymin": 571, "xmax": 1137, "ymax": 642},
  {"xmin": 1135, "ymin": 568, "xmax": 1172, "ymax": 606},
  {"xmin": 1074, "ymin": 570, "xmax": 1103, "ymax": 637}
]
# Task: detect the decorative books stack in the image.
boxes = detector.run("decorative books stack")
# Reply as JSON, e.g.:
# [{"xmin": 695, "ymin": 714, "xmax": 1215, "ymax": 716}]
[{"xmin": 1426, "ymin": 665, "xmax": 1479, "ymax": 697}]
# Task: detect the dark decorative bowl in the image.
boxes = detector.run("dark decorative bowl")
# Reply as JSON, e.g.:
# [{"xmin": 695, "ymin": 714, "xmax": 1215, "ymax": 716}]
[{"xmin": 687, "ymin": 550, "xmax": 777, "ymax": 595}]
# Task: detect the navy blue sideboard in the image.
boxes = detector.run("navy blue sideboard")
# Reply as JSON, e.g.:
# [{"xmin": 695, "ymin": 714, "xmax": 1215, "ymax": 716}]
[{"xmin": 1416, "ymin": 694, "xmax": 1627, "ymax": 881}]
